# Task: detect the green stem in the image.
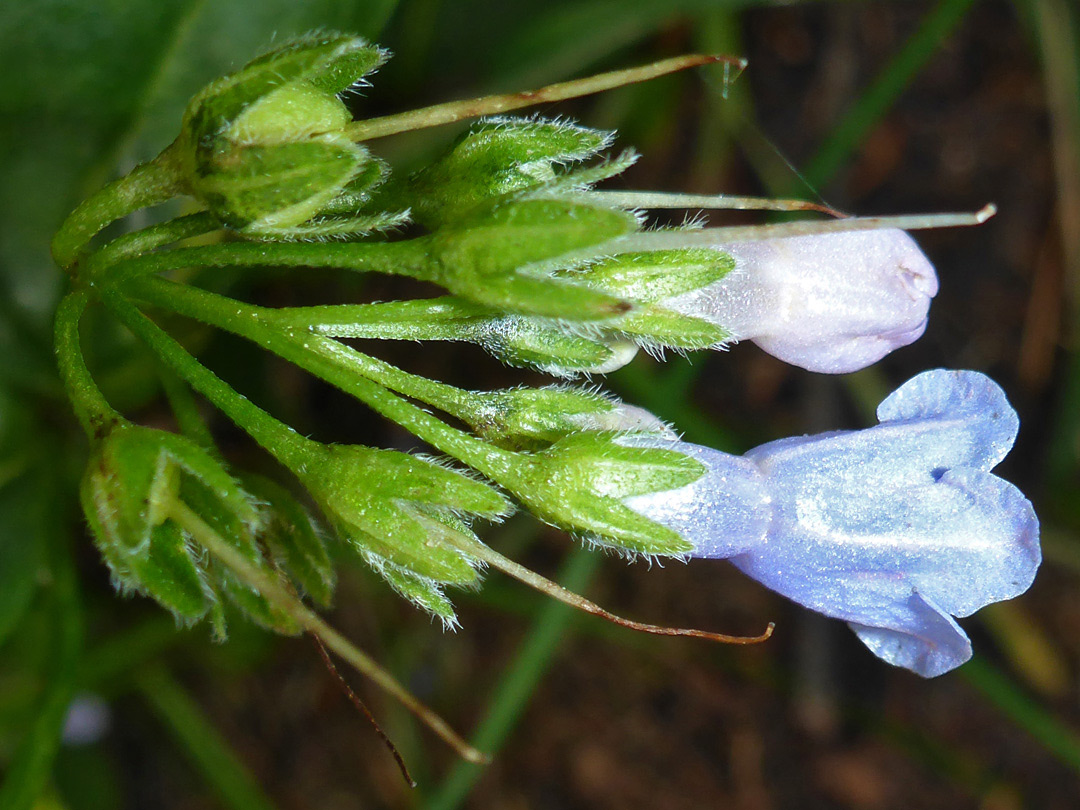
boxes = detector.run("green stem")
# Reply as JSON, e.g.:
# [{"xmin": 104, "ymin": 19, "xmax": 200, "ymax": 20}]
[
  {"xmin": 51, "ymin": 143, "xmax": 184, "ymax": 271},
  {"xmin": 98, "ymin": 288, "xmax": 311, "ymax": 468},
  {"xmin": 107, "ymin": 236, "xmax": 432, "ymax": 284},
  {"xmin": 87, "ymin": 212, "xmax": 221, "ymax": 280},
  {"xmin": 169, "ymin": 500, "xmax": 487, "ymax": 765},
  {"xmin": 269, "ymin": 297, "xmax": 496, "ymax": 342},
  {"xmin": 141, "ymin": 281, "xmax": 480, "ymax": 418},
  {"xmin": 592, "ymin": 190, "xmax": 843, "ymax": 217},
  {"xmin": 54, "ymin": 289, "xmax": 123, "ymax": 436},
  {"xmin": 442, "ymin": 530, "xmax": 772, "ymax": 645},
  {"xmin": 348, "ymin": 54, "xmax": 742, "ymax": 141},
  {"xmin": 124, "ymin": 276, "xmax": 520, "ymax": 479},
  {"xmin": 611, "ymin": 206, "xmax": 995, "ymax": 251},
  {"xmin": 158, "ymin": 364, "xmax": 218, "ymax": 452}
]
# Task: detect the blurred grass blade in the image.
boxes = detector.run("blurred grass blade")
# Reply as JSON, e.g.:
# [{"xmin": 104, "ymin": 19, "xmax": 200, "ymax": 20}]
[
  {"xmin": 135, "ymin": 666, "xmax": 279, "ymax": 810},
  {"xmin": 961, "ymin": 658, "xmax": 1080, "ymax": 773},
  {"xmin": 801, "ymin": 0, "xmax": 978, "ymax": 189},
  {"xmin": 1027, "ymin": 0, "xmax": 1080, "ymax": 484},
  {"xmin": 979, "ymin": 602, "xmax": 1069, "ymax": 699},
  {"xmin": 424, "ymin": 547, "xmax": 600, "ymax": 810},
  {"xmin": 0, "ymin": 503, "xmax": 82, "ymax": 810}
]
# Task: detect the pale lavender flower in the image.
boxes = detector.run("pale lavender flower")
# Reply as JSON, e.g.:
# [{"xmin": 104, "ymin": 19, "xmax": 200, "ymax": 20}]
[
  {"xmin": 622, "ymin": 370, "xmax": 1039, "ymax": 677},
  {"xmin": 664, "ymin": 229, "xmax": 939, "ymax": 374}
]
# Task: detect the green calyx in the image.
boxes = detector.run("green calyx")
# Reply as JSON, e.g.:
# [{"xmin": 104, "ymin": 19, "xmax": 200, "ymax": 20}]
[
  {"xmin": 293, "ymin": 444, "xmax": 510, "ymax": 616},
  {"xmin": 494, "ymin": 432, "xmax": 705, "ymax": 555},
  {"xmin": 79, "ymin": 424, "xmax": 296, "ymax": 630},
  {"xmin": 474, "ymin": 315, "xmax": 639, "ymax": 377},
  {"xmin": 467, "ymin": 386, "xmax": 672, "ymax": 451},
  {"xmin": 563, "ymin": 249, "xmax": 734, "ymax": 350},
  {"xmin": 175, "ymin": 32, "xmax": 393, "ymax": 239},
  {"xmin": 391, "ymin": 117, "xmax": 615, "ymax": 227},
  {"xmin": 424, "ymin": 196, "xmax": 640, "ymax": 319},
  {"xmin": 240, "ymin": 473, "xmax": 336, "ymax": 608}
]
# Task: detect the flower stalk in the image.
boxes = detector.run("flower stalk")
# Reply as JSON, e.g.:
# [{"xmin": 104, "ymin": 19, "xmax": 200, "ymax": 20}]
[{"xmin": 346, "ymin": 54, "xmax": 746, "ymax": 141}]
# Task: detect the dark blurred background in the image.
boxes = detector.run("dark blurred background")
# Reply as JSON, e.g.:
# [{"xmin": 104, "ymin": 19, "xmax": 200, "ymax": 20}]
[{"xmin": 1, "ymin": 0, "xmax": 1078, "ymax": 808}]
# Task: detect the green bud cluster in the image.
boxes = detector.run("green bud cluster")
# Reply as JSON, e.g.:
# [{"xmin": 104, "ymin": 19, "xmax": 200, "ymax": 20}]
[
  {"xmin": 175, "ymin": 32, "xmax": 403, "ymax": 239},
  {"xmin": 56, "ymin": 32, "xmax": 743, "ymax": 636}
]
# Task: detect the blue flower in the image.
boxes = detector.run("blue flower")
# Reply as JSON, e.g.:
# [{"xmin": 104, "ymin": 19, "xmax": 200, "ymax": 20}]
[{"xmin": 624, "ymin": 370, "xmax": 1040, "ymax": 676}]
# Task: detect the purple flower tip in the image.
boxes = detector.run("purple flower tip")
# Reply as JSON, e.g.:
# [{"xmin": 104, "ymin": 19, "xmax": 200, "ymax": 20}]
[{"xmin": 665, "ymin": 229, "xmax": 938, "ymax": 373}]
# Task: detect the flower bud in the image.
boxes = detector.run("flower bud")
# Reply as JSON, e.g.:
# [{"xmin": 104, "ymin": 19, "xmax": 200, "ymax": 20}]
[
  {"xmin": 294, "ymin": 444, "xmax": 510, "ymax": 618},
  {"xmin": 80, "ymin": 425, "xmax": 262, "ymax": 623},
  {"xmin": 175, "ymin": 33, "xmax": 389, "ymax": 238},
  {"xmin": 394, "ymin": 117, "xmax": 614, "ymax": 227},
  {"xmin": 663, "ymin": 229, "xmax": 938, "ymax": 373}
]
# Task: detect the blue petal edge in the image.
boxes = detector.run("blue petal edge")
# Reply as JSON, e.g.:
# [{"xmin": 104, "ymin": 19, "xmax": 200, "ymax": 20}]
[
  {"xmin": 875, "ymin": 369, "xmax": 1019, "ymax": 469},
  {"xmin": 848, "ymin": 591, "xmax": 973, "ymax": 677}
]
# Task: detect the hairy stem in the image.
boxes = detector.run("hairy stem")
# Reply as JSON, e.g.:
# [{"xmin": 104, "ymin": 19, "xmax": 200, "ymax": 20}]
[
  {"xmin": 54, "ymin": 289, "xmax": 123, "ymax": 436},
  {"xmin": 106, "ymin": 237, "xmax": 431, "ymax": 284},
  {"xmin": 52, "ymin": 143, "xmax": 184, "ymax": 271},
  {"xmin": 444, "ymin": 531, "xmax": 774, "ymax": 645},
  {"xmin": 98, "ymin": 289, "xmax": 312, "ymax": 468},
  {"xmin": 88, "ymin": 213, "xmax": 221, "ymax": 279},
  {"xmin": 611, "ymin": 206, "xmax": 997, "ymax": 251},
  {"xmin": 592, "ymin": 190, "xmax": 844, "ymax": 217},
  {"xmin": 123, "ymin": 276, "xmax": 521, "ymax": 479}
]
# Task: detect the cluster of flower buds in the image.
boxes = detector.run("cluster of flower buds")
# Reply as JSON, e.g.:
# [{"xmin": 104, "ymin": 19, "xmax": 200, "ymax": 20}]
[{"xmin": 54, "ymin": 30, "xmax": 1039, "ymax": 693}]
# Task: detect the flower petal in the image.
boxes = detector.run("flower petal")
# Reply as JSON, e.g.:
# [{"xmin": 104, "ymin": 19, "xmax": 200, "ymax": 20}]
[
  {"xmin": 848, "ymin": 591, "xmax": 972, "ymax": 677},
  {"xmin": 909, "ymin": 467, "xmax": 1040, "ymax": 617},
  {"xmin": 876, "ymin": 369, "xmax": 1019, "ymax": 471},
  {"xmin": 664, "ymin": 229, "xmax": 938, "ymax": 373},
  {"xmin": 728, "ymin": 465, "xmax": 1038, "ymax": 634}
]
